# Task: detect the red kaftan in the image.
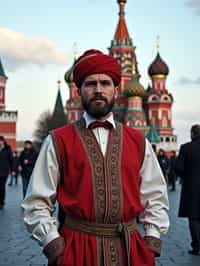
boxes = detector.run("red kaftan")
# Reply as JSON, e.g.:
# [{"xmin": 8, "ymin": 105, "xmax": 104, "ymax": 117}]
[{"xmin": 52, "ymin": 119, "xmax": 155, "ymax": 266}]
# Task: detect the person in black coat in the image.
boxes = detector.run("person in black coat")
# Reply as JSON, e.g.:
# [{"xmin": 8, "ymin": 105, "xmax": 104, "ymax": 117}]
[
  {"xmin": 19, "ymin": 140, "xmax": 38, "ymax": 198},
  {"xmin": 168, "ymin": 150, "xmax": 177, "ymax": 191},
  {"xmin": 157, "ymin": 149, "xmax": 170, "ymax": 183},
  {"xmin": 8, "ymin": 151, "xmax": 20, "ymax": 186},
  {"xmin": 0, "ymin": 136, "xmax": 13, "ymax": 209},
  {"xmin": 175, "ymin": 124, "xmax": 200, "ymax": 255}
]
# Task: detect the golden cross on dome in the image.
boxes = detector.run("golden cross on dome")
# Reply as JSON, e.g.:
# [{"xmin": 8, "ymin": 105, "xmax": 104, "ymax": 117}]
[
  {"xmin": 57, "ymin": 80, "xmax": 61, "ymax": 89},
  {"xmin": 156, "ymin": 35, "xmax": 160, "ymax": 53},
  {"xmin": 72, "ymin": 42, "xmax": 78, "ymax": 60}
]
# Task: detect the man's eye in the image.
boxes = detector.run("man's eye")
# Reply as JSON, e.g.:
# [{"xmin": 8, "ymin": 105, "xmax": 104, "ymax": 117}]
[
  {"xmin": 84, "ymin": 81, "xmax": 97, "ymax": 87},
  {"xmin": 101, "ymin": 80, "xmax": 112, "ymax": 86}
]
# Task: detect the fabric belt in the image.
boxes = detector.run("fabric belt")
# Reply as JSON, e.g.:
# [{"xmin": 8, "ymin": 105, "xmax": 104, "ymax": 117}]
[{"xmin": 64, "ymin": 216, "xmax": 137, "ymax": 266}]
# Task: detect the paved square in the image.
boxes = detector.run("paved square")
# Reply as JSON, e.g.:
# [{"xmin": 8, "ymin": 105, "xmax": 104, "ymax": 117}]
[{"xmin": 0, "ymin": 179, "xmax": 199, "ymax": 265}]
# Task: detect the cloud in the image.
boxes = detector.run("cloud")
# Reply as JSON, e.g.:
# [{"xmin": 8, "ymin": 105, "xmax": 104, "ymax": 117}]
[
  {"xmin": 174, "ymin": 109, "xmax": 200, "ymax": 145},
  {"xmin": 185, "ymin": 0, "xmax": 200, "ymax": 15},
  {"xmin": 0, "ymin": 27, "xmax": 68, "ymax": 71},
  {"xmin": 177, "ymin": 76, "xmax": 200, "ymax": 85}
]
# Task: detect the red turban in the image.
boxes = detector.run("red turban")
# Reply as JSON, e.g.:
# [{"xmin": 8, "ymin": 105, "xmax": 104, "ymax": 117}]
[{"xmin": 73, "ymin": 49, "xmax": 121, "ymax": 88}]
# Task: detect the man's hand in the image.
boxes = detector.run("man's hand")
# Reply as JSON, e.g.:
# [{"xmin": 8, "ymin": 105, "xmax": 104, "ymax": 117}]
[
  {"xmin": 43, "ymin": 236, "xmax": 65, "ymax": 265},
  {"xmin": 144, "ymin": 236, "xmax": 161, "ymax": 257}
]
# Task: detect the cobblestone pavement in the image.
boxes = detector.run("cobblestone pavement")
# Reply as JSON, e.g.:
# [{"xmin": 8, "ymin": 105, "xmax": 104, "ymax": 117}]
[{"xmin": 0, "ymin": 179, "xmax": 200, "ymax": 265}]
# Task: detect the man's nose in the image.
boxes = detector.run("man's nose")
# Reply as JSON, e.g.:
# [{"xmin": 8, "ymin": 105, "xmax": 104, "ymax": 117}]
[{"xmin": 94, "ymin": 82, "xmax": 103, "ymax": 92}]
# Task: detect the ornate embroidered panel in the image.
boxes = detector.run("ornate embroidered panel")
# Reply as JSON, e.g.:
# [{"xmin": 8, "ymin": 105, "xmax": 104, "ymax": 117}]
[{"xmin": 74, "ymin": 119, "xmax": 123, "ymax": 266}]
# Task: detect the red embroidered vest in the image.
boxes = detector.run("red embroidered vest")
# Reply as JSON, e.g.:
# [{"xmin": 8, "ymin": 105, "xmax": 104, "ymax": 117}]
[{"xmin": 52, "ymin": 119, "xmax": 145, "ymax": 223}]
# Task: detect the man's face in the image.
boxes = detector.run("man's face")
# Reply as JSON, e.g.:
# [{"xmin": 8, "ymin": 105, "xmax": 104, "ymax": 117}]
[
  {"xmin": 80, "ymin": 73, "xmax": 118, "ymax": 119},
  {"xmin": 24, "ymin": 143, "xmax": 32, "ymax": 150}
]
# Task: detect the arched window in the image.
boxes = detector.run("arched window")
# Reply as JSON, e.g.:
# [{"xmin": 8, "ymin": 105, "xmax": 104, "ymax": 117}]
[
  {"xmin": 148, "ymin": 94, "xmax": 159, "ymax": 102},
  {"xmin": 161, "ymin": 94, "xmax": 170, "ymax": 102},
  {"xmin": 135, "ymin": 120, "xmax": 142, "ymax": 126},
  {"xmin": 162, "ymin": 117, "xmax": 168, "ymax": 127},
  {"xmin": 152, "ymin": 117, "xmax": 156, "ymax": 126}
]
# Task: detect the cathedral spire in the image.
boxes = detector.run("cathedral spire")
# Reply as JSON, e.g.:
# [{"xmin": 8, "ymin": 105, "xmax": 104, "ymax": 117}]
[
  {"xmin": 50, "ymin": 81, "xmax": 67, "ymax": 129},
  {"xmin": 0, "ymin": 57, "xmax": 7, "ymax": 79},
  {"xmin": 53, "ymin": 81, "xmax": 64, "ymax": 114},
  {"xmin": 109, "ymin": 0, "xmax": 139, "ymax": 92},
  {"xmin": 114, "ymin": 0, "xmax": 130, "ymax": 42}
]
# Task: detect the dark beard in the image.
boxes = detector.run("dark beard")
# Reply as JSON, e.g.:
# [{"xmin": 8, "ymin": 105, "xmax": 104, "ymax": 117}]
[{"xmin": 81, "ymin": 95, "xmax": 115, "ymax": 119}]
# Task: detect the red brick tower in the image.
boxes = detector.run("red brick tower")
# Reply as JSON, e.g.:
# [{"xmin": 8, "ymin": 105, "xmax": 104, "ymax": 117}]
[
  {"xmin": 0, "ymin": 59, "xmax": 7, "ymax": 112},
  {"xmin": 0, "ymin": 57, "xmax": 17, "ymax": 150}
]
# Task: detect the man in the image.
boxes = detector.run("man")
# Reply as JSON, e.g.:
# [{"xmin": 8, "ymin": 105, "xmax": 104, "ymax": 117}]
[
  {"xmin": 176, "ymin": 124, "xmax": 200, "ymax": 255},
  {"xmin": 168, "ymin": 150, "xmax": 177, "ymax": 191},
  {"xmin": 19, "ymin": 140, "xmax": 38, "ymax": 198},
  {"xmin": 8, "ymin": 151, "xmax": 20, "ymax": 186},
  {"xmin": 22, "ymin": 49, "xmax": 169, "ymax": 266},
  {"xmin": 0, "ymin": 136, "xmax": 13, "ymax": 209}
]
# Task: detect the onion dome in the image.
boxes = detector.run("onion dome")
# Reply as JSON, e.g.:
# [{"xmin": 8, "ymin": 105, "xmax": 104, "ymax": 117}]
[
  {"xmin": 64, "ymin": 64, "xmax": 74, "ymax": 84},
  {"xmin": 124, "ymin": 74, "xmax": 146, "ymax": 98},
  {"xmin": 117, "ymin": 0, "xmax": 127, "ymax": 4},
  {"xmin": 148, "ymin": 52, "xmax": 169, "ymax": 77}
]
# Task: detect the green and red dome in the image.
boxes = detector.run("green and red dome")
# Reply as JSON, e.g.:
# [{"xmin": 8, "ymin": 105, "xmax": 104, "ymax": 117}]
[
  {"xmin": 64, "ymin": 64, "xmax": 74, "ymax": 84},
  {"xmin": 124, "ymin": 74, "xmax": 146, "ymax": 98}
]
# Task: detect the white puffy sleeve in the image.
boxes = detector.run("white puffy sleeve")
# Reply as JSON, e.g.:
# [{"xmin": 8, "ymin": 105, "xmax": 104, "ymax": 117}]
[
  {"xmin": 139, "ymin": 139, "xmax": 170, "ymax": 238},
  {"xmin": 21, "ymin": 135, "xmax": 60, "ymax": 247}
]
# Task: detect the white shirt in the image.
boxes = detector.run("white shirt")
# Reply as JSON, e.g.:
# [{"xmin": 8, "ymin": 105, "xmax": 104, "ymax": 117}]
[{"xmin": 22, "ymin": 112, "xmax": 169, "ymax": 248}]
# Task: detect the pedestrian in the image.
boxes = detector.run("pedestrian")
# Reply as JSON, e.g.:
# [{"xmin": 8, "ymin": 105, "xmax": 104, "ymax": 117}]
[
  {"xmin": 0, "ymin": 136, "xmax": 13, "ymax": 209},
  {"xmin": 19, "ymin": 140, "xmax": 38, "ymax": 198},
  {"xmin": 8, "ymin": 151, "xmax": 19, "ymax": 186},
  {"xmin": 157, "ymin": 149, "xmax": 170, "ymax": 183},
  {"xmin": 22, "ymin": 49, "xmax": 169, "ymax": 266},
  {"xmin": 175, "ymin": 124, "xmax": 200, "ymax": 255},
  {"xmin": 168, "ymin": 150, "xmax": 177, "ymax": 191}
]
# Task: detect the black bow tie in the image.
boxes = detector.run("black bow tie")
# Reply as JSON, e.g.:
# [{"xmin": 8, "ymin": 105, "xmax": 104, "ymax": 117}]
[{"xmin": 88, "ymin": 121, "xmax": 113, "ymax": 130}]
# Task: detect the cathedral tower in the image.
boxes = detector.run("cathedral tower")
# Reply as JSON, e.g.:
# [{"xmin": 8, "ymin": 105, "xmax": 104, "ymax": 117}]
[
  {"xmin": 109, "ymin": 0, "xmax": 141, "ymax": 122},
  {"xmin": 147, "ymin": 45, "xmax": 177, "ymax": 152}
]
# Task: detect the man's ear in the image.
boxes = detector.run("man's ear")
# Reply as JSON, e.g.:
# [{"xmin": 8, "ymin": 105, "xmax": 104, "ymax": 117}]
[{"xmin": 114, "ymin": 86, "xmax": 119, "ymax": 98}]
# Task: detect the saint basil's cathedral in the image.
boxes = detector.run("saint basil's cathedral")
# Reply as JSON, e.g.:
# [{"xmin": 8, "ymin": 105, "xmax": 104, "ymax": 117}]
[
  {"xmin": 64, "ymin": 0, "xmax": 177, "ymax": 153},
  {"xmin": 0, "ymin": 0, "xmax": 177, "ymax": 153}
]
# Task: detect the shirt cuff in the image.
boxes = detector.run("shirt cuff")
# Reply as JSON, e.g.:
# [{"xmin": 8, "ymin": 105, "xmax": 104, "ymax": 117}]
[
  {"xmin": 40, "ymin": 230, "xmax": 61, "ymax": 248},
  {"xmin": 143, "ymin": 223, "xmax": 160, "ymax": 239}
]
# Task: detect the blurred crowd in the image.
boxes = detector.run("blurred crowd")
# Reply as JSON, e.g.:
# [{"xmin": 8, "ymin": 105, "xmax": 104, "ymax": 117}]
[
  {"xmin": 0, "ymin": 136, "xmax": 38, "ymax": 209},
  {"xmin": 152, "ymin": 145, "xmax": 179, "ymax": 192}
]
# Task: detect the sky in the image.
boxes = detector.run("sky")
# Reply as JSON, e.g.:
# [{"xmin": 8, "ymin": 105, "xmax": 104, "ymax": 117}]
[{"xmin": 0, "ymin": 0, "xmax": 200, "ymax": 147}]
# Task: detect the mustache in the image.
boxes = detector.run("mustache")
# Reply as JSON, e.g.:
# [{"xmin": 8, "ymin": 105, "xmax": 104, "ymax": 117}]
[{"xmin": 90, "ymin": 96, "xmax": 108, "ymax": 103}]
